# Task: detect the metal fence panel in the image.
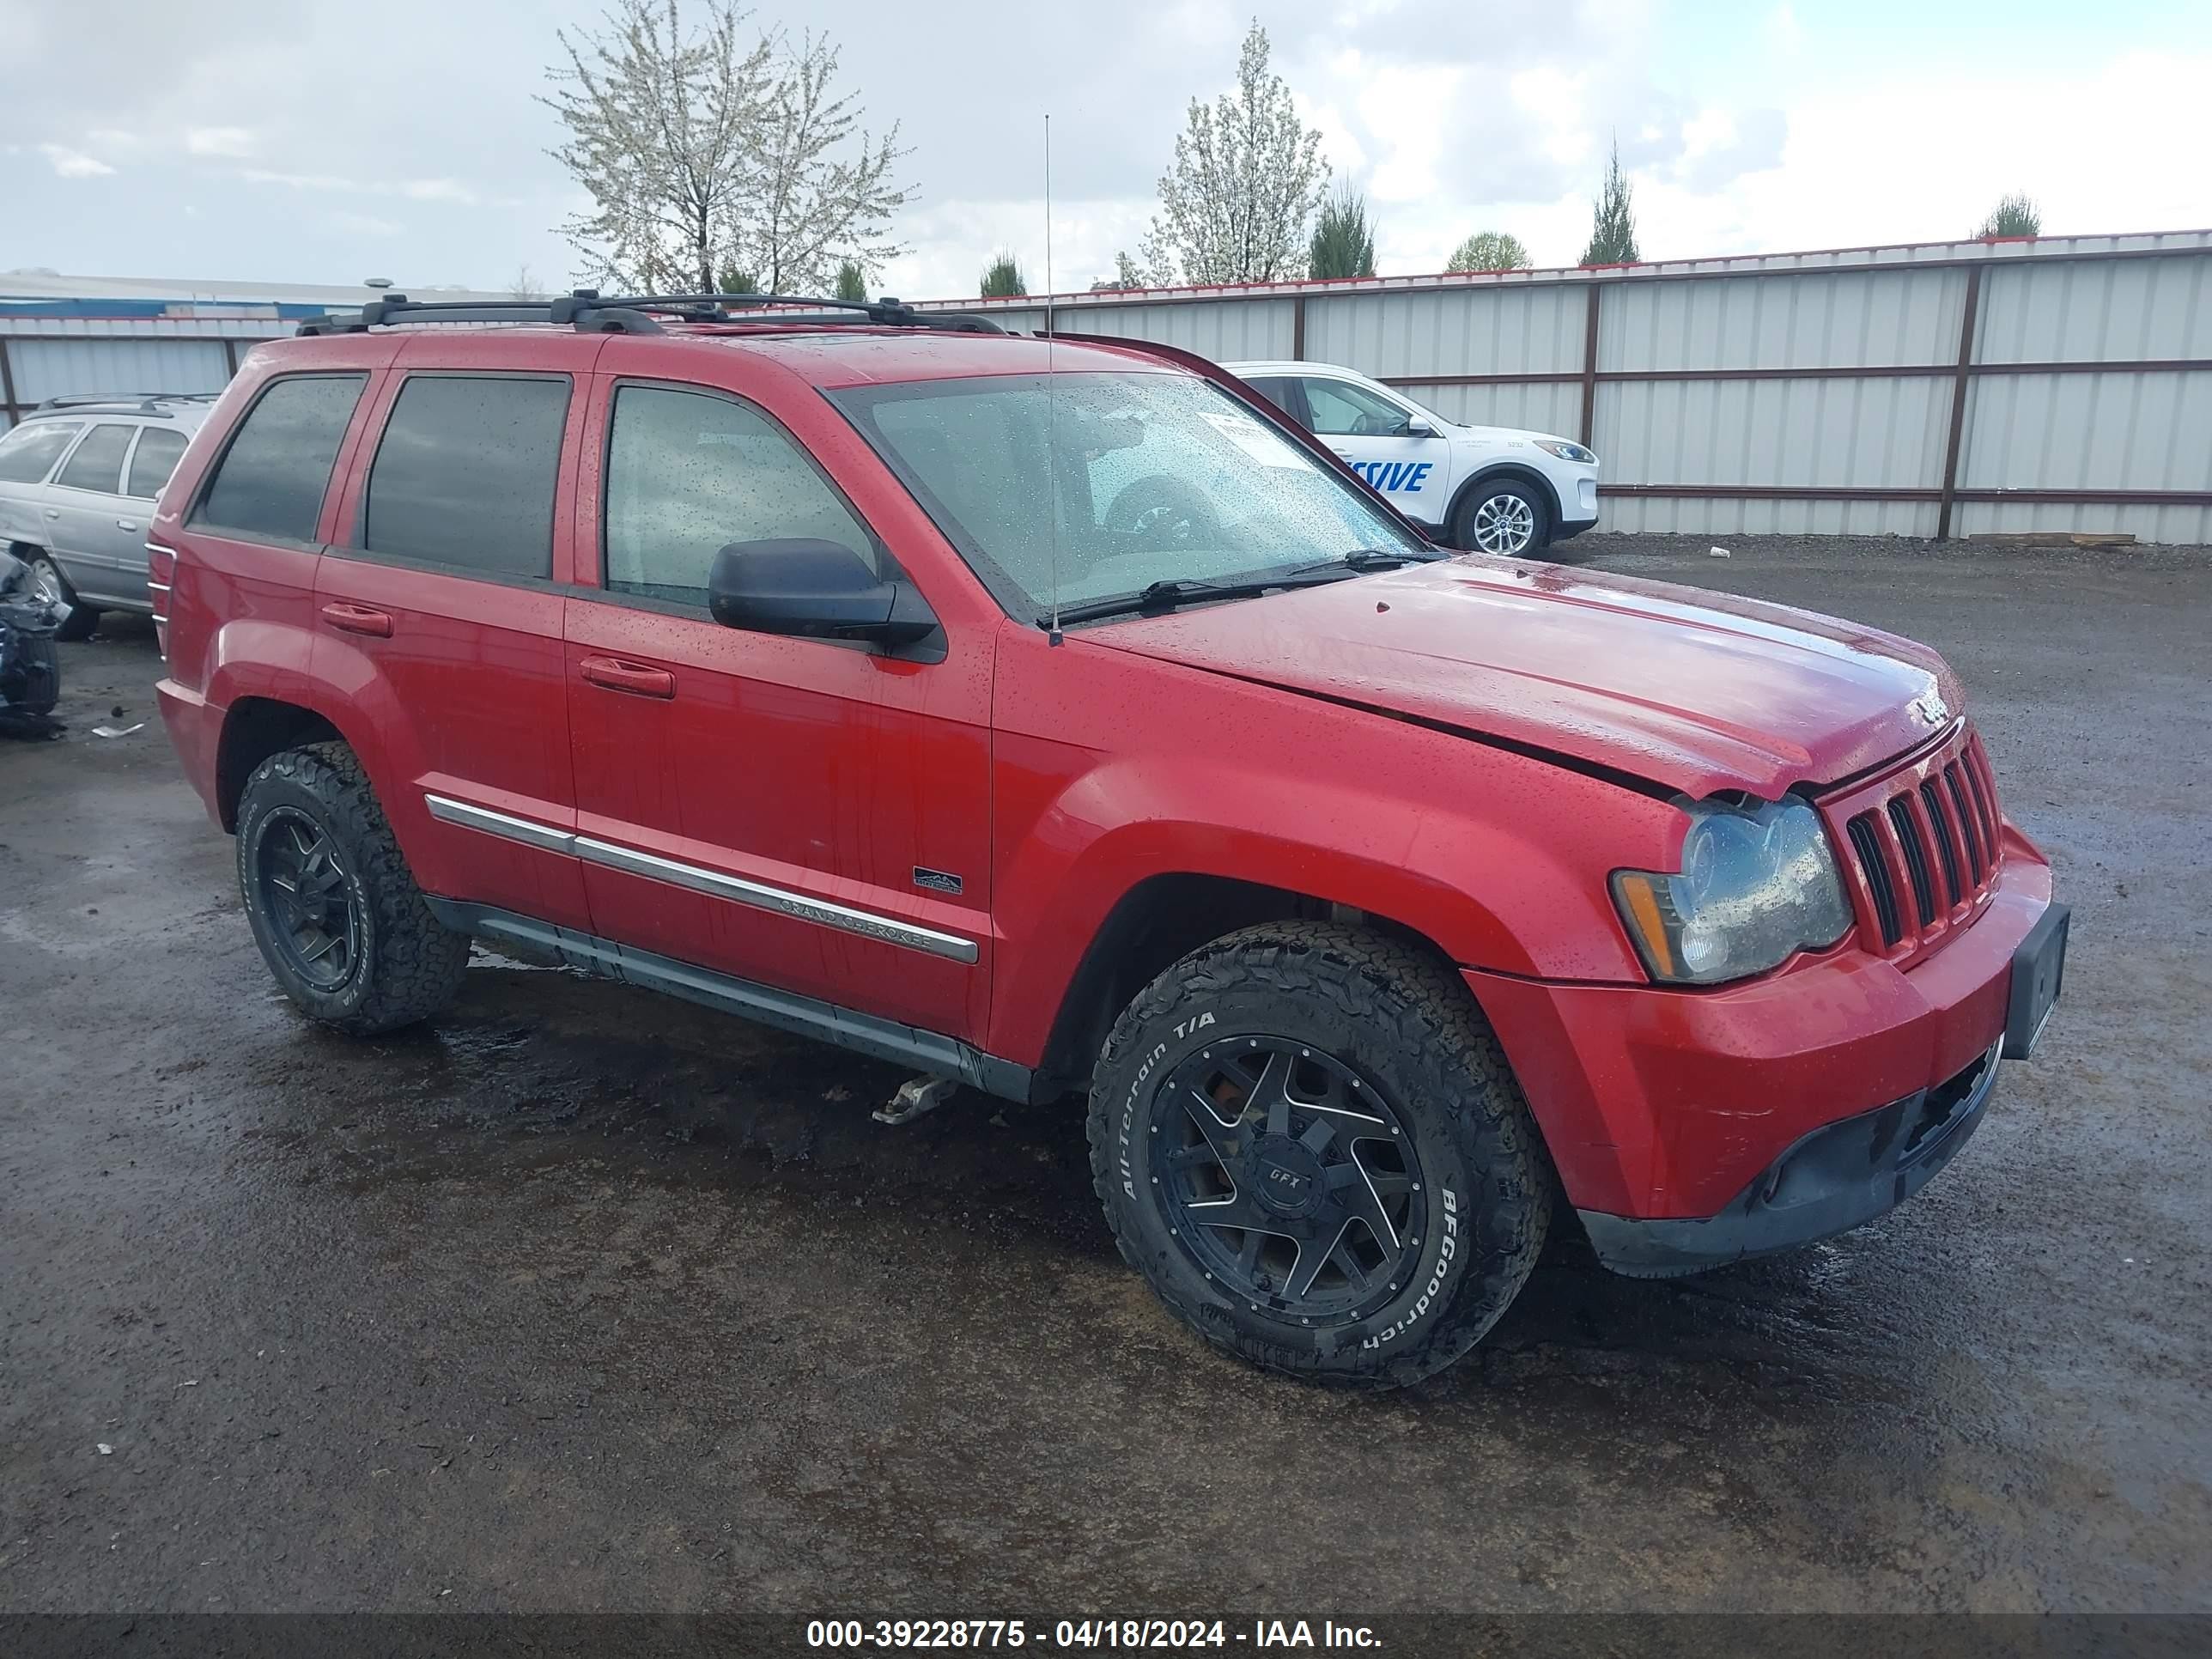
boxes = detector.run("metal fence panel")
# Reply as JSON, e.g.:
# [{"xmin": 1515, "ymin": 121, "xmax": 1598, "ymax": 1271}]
[
  {"xmin": 1596, "ymin": 375, "xmax": 1949, "ymax": 488},
  {"xmin": 1599, "ymin": 494, "xmax": 1934, "ymax": 538},
  {"xmin": 1060, "ymin": 298, "xmax": 1295, "ymax": 361},
  {"xmin": 1959, "ymin": 368, "xmax": 2212, "ymax": 491},
  {"xmin": 1954, "ymin": 497, "xmax": 2212, "ymax": 542},
  {"xmin": 1406, "ymin": 380, "xmax": 1582, "ymax": 437},
  {"xmin": 1976, "ymin": 252, "xmax": 2212, "ymax": 362},
  {"xmin": 1307, "ymin": 285, "xmax": 1586, "ymax": 377},
  {"xmin": 1602, "ymin": 267, "xmax": 1965, "ymax": 372},
  {"xmin": 9, "ymin": 337, "xmax": 233, "ymax": 403}
]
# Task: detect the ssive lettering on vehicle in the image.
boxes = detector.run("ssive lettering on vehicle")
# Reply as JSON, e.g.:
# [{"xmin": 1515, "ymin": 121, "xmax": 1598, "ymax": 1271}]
[{"xmin": 1351, "ymin": 460, "xmax": 1433, "ymax": 492}]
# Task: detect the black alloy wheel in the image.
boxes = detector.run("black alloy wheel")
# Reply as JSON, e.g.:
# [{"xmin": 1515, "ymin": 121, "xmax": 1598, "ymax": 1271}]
[
  {"xmin": 252, "ymin": 805, "xmax": 362, "ymax": 990},
  {"xmin": 1152, "ymin": 1038, "xmax": 1424, "ymax": 1325}
]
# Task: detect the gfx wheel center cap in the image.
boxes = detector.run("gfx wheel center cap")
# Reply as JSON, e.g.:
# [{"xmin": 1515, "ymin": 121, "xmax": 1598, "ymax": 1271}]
[{"xmin": 1250, "ymin": 1134, "xmax": 1327, "ymax": 1221}]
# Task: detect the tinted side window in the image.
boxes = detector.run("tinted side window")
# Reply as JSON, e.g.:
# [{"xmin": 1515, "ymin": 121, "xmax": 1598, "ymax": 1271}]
[
  {"xmin": 1241, "ymin": 377, "xmax": 1300, "ymax": 420},
  {"xmin": 195, "ymin": 376, "xmax": 367, "ymax": 543},
  {"xmin": 604, "ymin": 386, "xmax": 876, "ymax": 606},
  {"xmin": 1301, "ymin": 379, "xmax": 1413, "ymax": 437},
  {"xmin": 0, "ymin": 422, "xmax": 83, "ymax": 484},
  {"xmin": 125, "ymin": 428, "xmax": 189, "ymax": 500},
  {"xmin": 56, "ymin": 423, "xmax": 136, "ymax": 494},
  {"xmin": 362, "ymin": 375, "xmax": 570, "ymax": 579}
]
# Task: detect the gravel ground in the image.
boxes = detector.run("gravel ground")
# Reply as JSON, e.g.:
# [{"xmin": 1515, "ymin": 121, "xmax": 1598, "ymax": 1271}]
[{"xmin": 1, "ymin": 535, "xmax": 2207, "ymax": 1623}]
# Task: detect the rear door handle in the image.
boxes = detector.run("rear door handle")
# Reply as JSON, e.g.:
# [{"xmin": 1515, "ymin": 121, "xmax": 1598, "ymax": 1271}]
[
  {"xmin": 319, "ymin": 601, "xmax": 394, "ymax": 638},
  {"xmin": 579, "ymin": 655, "xmax": 677, "ymax": 699},
  {"xmin": 117, "ymin": 519, "xmax": 140, "ymax": 532}
]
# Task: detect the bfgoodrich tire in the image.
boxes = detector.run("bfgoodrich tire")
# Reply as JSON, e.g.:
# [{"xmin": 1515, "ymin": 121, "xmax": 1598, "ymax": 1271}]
[
  {"xmin": 235, "ymin": 741, "xmax": 470, "ymax": 1035},
  {"xmin": 1087, "ymin": 921, "xmax": 1551, "ymax": 1389}
]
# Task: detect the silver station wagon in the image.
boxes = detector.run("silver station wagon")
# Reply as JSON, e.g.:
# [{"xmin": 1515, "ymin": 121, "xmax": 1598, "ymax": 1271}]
[{"xmin": 0, "ymin": 392, "xmax": 216, "ymax": 641}]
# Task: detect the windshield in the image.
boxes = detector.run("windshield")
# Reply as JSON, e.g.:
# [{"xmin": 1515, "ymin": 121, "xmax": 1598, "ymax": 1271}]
[{"xmin": 828, "ymin": 371, "xmax": 1428, "ymax": 621}]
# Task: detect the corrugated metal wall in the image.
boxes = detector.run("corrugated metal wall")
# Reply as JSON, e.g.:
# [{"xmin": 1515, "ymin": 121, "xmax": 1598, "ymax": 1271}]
[
  {"xmin": 0, "ymin": 314, "xmax": 280, "ymax": 433},
  {"xmin": 8, "ymin": 240, "xmax": 2209, "ymax": 541},
  {"xmin": 917, "ymin": 231, "xmax": 2212, "ymax": 544}
]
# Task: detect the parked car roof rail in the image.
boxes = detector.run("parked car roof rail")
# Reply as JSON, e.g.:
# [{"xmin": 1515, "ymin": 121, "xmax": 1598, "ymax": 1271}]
[
  {"xmin": 33, "ymin": 391, "xmax": 222, "ymax": 415},
  {"xmin": 295, "ymin": 289, "xmax": 1006, "ymax": 339}
]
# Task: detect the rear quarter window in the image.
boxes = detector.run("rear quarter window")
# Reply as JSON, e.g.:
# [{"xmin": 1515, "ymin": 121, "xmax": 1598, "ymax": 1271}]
[
  {"xmin": 126, "ymin": 427, "xmax": 190, "ymax": 500},
  {"xmin": 193, "ymin": 375, "xmax": 368, "ymax": 544}
]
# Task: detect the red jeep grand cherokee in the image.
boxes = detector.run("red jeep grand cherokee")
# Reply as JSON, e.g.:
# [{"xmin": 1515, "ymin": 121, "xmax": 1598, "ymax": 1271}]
[{"xmin": 153, "ymin": 292, "xmax": 2068, "ymax": 1388}]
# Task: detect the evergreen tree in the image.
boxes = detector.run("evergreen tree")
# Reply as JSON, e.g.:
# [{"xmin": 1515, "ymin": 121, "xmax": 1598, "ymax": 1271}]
[
  {"xmin": 1578, "ymin": 139, "xmax": 1639, "ymax": 266},
  {"xmin": 1308, "ymin": 186, "xmax": 1376, "ymax": 279}
]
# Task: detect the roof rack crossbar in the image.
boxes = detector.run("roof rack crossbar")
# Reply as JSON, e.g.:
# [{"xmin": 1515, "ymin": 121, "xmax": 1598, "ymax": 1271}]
[{"xmin": 295, "ymin": 289, "xmax": 1006, "ymax": 337}]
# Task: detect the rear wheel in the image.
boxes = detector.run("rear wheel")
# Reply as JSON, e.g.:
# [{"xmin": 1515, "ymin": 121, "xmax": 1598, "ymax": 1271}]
[
  {"xmin": 24, "ymin": 554, "xmax": 98, "ymax": 642},
  {"xmin": 235, "ymin": 741, "xmax": 470, "ymax": 1034},
  {"xmin": 1453, "ymin": 478, "xmax": 1550, "ymax": 556},
  {"xmin": 1087, "ymin": 921, "xmax": 1551, "ymax": 1389}
]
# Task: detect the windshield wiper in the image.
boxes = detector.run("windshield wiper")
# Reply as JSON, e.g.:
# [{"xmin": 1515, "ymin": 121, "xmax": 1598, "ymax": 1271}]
[
  {"xmin": 1283, "ymin": 546, "xmax": 1443, "ymax": 576},
  {"xmin": 1042, "ymin": 570, "xmax": 1358, "ymax": 628}
]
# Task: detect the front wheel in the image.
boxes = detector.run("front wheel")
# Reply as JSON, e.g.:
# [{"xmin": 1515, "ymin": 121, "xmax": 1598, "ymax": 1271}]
[
  {"xmin": 1087, "ymin": 921, "xmax": 1551, "ymax": 1389},
  {"xmin": 25, "ymin": 555, "xmax": 98, "ymax": 642},
  {"xmin": 1453, "ymin": 479, "xmax": 1550, "ymax": 556}
]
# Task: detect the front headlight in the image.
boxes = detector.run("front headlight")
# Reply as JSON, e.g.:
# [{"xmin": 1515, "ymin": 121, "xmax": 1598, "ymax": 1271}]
[
  {"xmin": 1534, "ymin": 438, "xmax": 1597, "ymax": 465},
  {"xmin": 1611, "ymin": 798, "xmax": 1852, "ymax": 985}
]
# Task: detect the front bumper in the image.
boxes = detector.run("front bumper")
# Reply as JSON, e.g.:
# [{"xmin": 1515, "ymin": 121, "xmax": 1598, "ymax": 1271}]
[
  {"xmin": 1552, "ymin": 471, "xmax": 1600, "ymax": 539},
  {"xmin": 1577, "ymin": 1037, "xmax": 2001, "ymax": 1276},
  {"xmin": 1467, "ymin": 834, "xmax": 2056, "ymax": 1237}
]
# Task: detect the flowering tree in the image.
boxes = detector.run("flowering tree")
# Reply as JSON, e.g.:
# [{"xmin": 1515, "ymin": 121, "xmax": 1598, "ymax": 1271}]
[
  {"xmin": 1141, "ymin": 21, "xmax": 1328, "ymax": 285},
  {"xmin": 544, "ymin": 0, "xmax": 908, "ymax": 295}
]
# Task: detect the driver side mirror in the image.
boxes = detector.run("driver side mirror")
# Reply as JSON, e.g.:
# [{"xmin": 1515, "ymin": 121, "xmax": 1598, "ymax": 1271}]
[
  {"xmin": 1402, "ymin": 415, "xmax": 1435, "ymax": 438},
  {"xmin": 708, "ymin": 538, "xmax": 939, "ymax": 650}
]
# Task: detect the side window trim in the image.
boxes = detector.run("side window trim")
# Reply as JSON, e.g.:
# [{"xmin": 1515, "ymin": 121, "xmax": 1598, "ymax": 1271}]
[
  {"xmin": 186, "ymin": 372, "xmax": 370, "ymax": 552},
  {"xmin": 584, "ymin": 375, "xmax": 892, "ymax": 615},
  {"xmin": 336, "ymin": 368, "xmax": 574, "ymax": 582}
]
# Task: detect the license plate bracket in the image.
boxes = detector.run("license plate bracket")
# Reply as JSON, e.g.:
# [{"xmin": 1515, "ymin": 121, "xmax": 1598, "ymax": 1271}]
[{"xmin": 2004, "ymin": 902, "xmax": 2069, "ymax": 1060}]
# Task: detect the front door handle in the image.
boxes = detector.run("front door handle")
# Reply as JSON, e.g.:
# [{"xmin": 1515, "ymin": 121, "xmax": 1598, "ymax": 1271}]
[
  {"xmin": 43, "ymin": 507, "xmax": 60, "ymax": 520},
  {"xmin": 319, "ymin": 601, "xmax": 394, "ymax": 638},
  {"xmin": 579, "ymin": 655, "xmax": 677, "ymax": 700},
  {"xmin": 117, "ymin": 518, "xmax": 140, "ymax": 532}
]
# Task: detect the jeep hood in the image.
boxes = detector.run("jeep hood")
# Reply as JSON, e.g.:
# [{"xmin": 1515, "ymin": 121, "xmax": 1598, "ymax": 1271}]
[{"xmin": 1087, "ymin": 556, "xmax": 1963, "ymax": 799}]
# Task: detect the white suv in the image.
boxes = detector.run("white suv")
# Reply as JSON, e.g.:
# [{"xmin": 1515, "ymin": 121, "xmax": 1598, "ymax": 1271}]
[
  {"xmin": 1225, "ymin": 361, "xmax": 1599, "ymax": 555},
  {"xmin": 0, "ymin": 393, "xmax": 217, "ymax": 641}
]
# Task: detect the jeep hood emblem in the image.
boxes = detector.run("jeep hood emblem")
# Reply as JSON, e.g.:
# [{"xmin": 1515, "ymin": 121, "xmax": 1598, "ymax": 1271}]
[{"xmin": 1909, "ymin": 690, "xmax": 1951, "ymax": 728}]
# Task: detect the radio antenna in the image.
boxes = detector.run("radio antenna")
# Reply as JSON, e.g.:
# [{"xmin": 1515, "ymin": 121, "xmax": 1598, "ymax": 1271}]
[{"xmin": 1045, "ymin": 112, "xmax": 1064, "ymax": 646}]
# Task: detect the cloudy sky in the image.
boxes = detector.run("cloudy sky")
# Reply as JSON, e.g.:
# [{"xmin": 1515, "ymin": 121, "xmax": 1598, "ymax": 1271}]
[{"xmin": 4, "ymin": 0, "xmax": 2210, "ymax": 301}]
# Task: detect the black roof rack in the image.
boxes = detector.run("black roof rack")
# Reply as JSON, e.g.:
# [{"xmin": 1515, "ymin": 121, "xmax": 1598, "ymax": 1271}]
[
  {"xmin": 33, "ymin": 391, "xmax": 222, "ymax": 415},
  {"xmin": 296, "ymin": 289, "xmax": 1006, "ymax": 338}
]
